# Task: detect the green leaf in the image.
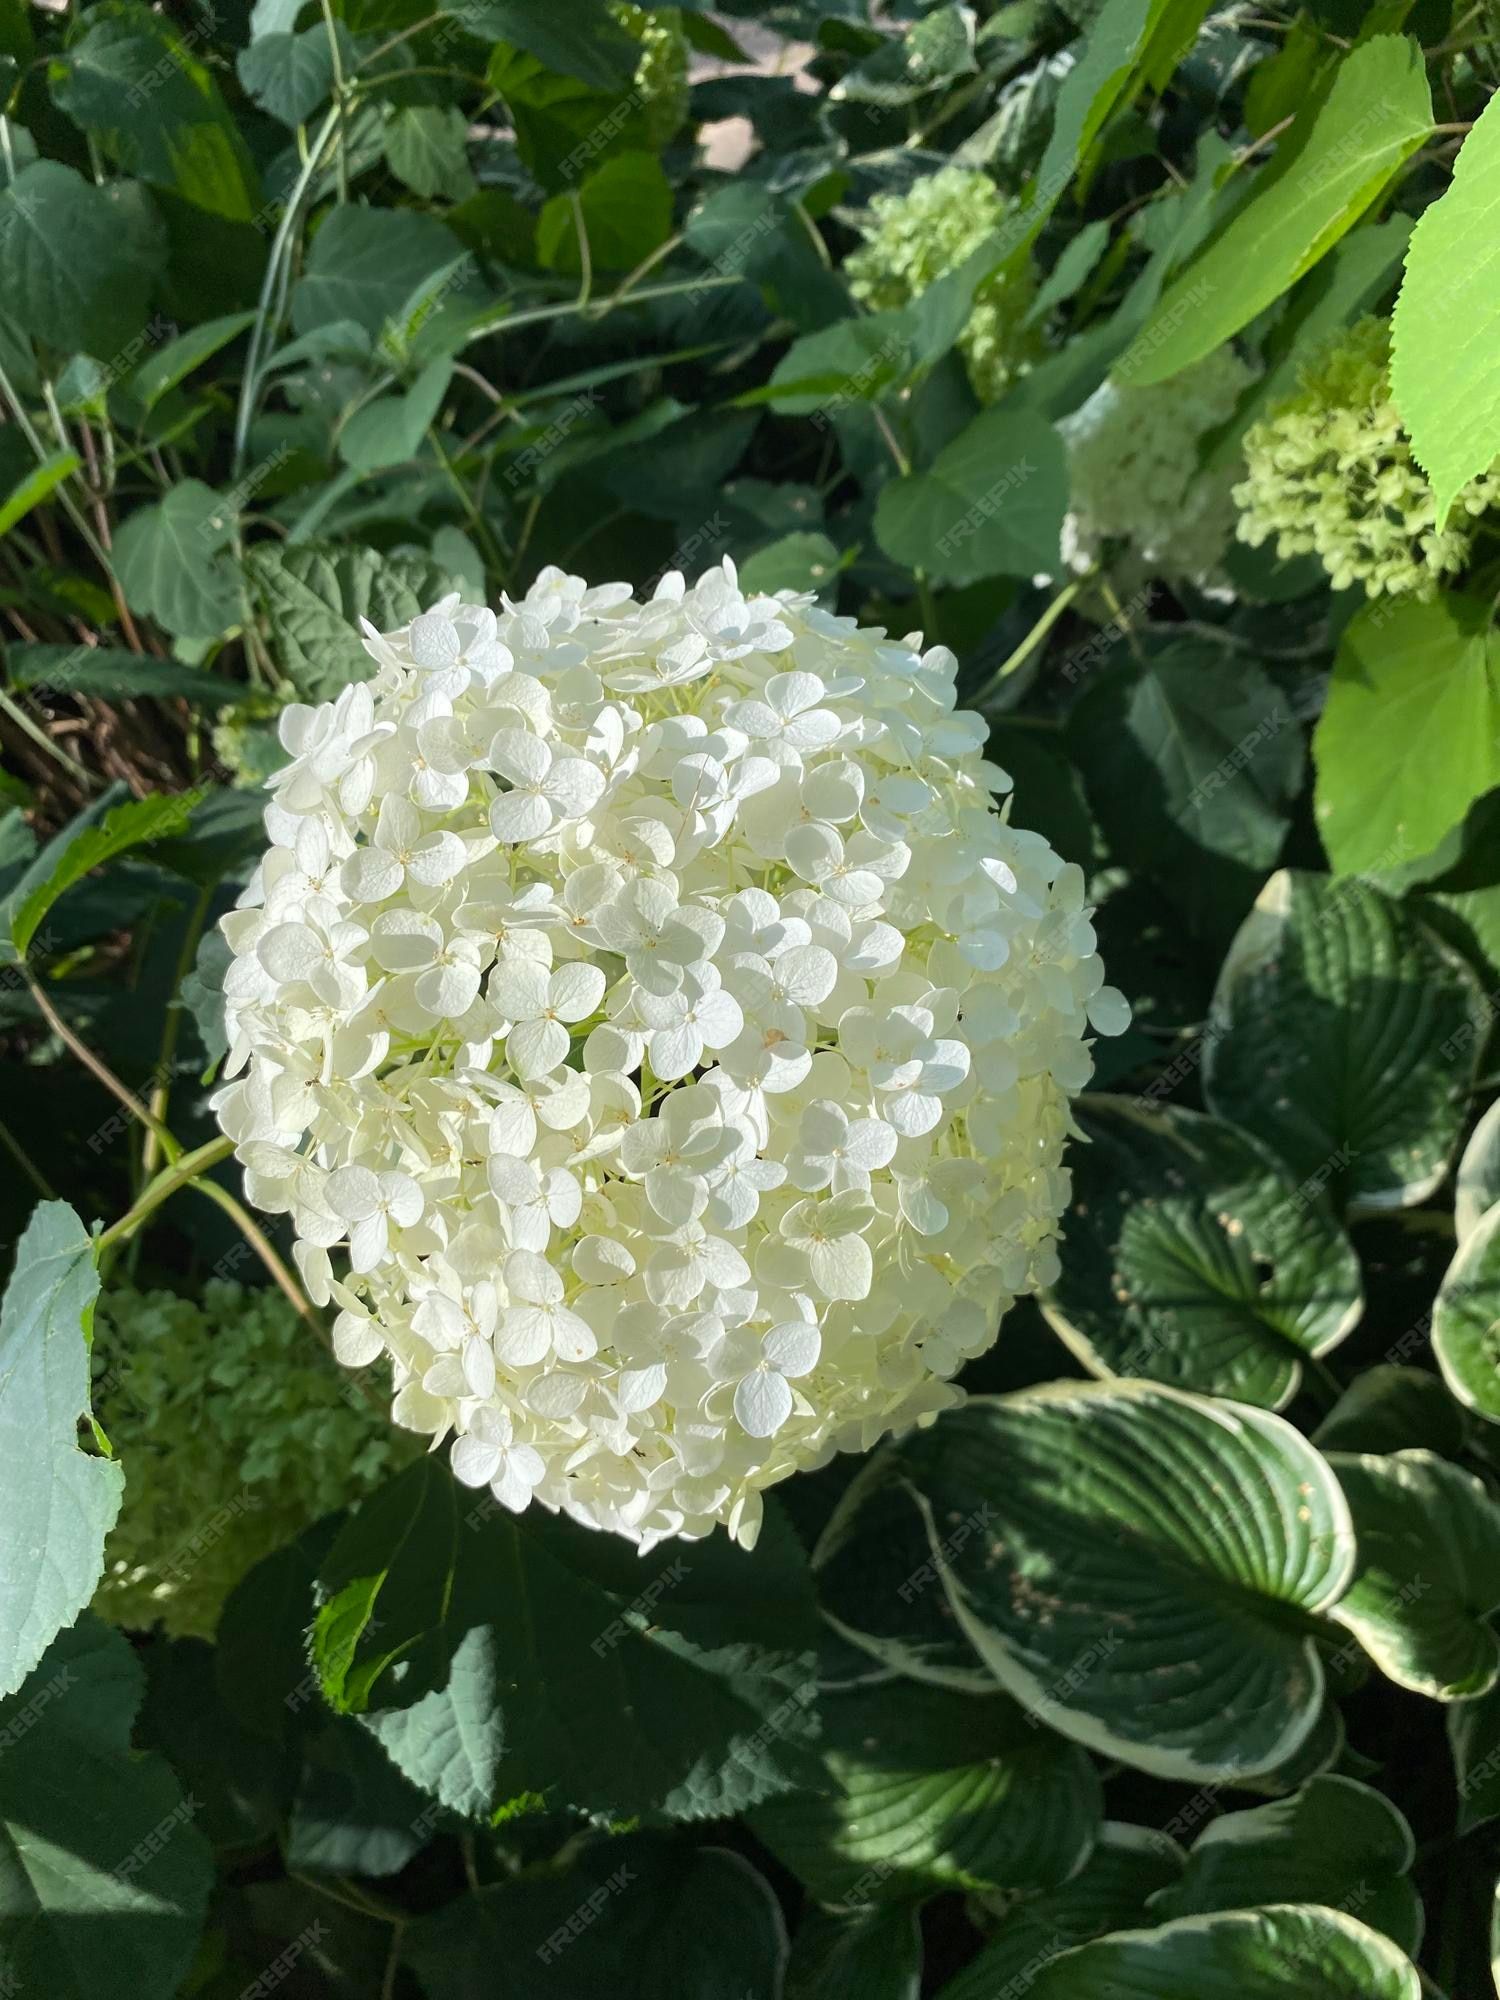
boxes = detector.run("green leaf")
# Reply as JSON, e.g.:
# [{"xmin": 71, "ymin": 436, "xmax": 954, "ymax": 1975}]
[
  {"xmin": 873, "ymin": 408, "xmax": 1068, "ymax": 585},
  {"xmin": 0, "ymin": 161, "xmax": 161, "ymax": 360},
  {"xmin": 1449, "ymin": 1679, "xmax": 1500, "ymax": 1833},
  {"xmin": 237, "ymin": 28, "xmax": 338, "ymax": 127},
  {"xmin": 1042, "ymin": 1097, "xmax": 1362, "ymax": 1408},
  {"xmin": 0, "ymin": 449, "xmax": 80, "ymax": 539},
  {"xmin": 1329, "ymin": 1448, "xmax": 1500, "ymax": 1699},
  {"xmin": 815, "ymin": 1384, "xmax": 1355, "ymax": 1782},
  {"xmin": 112, "ymin": 478, "xmax": 240, "ymax": 638},
  {"xmin": 1435, "ymin": 1194, "xmax": 1500, "ymax": 1423},
  {"xmin": 1148, "ymin": 1776, "xmax": 1422, "ymax": 1954},
  {"xmin": 8, "ymin": 642, "xmax": 236, "ymax": 707},
  {"xmin": 291, "ymin": 206, "xmax": 468, "ymax": 339},
  {"xmin": 684, "ymin": 183, "xmax": 847, "ymax": 331},
  {"xmin": 402, "ymin": 1834, "xmax": 787, "ymax": 1999},
  {"xmin": 0, "ymin": 1204, "xmax": 121, "ymax": 1698},
  {"xmin": 738, "ymin": 532, "xmax": 842, "ymax": 596},
  {"xmin": 752, "ymin": 1680, "xmax": 1100, "ymax": 1905},
  {"xmin": 130, "ymin": 310, "xmax": 257, "ymax": 413},
  {"xmin": 785, "ymin": 1904, "xmax": 922, "ymax": 2000},
  {"xmin": 1314, "ymin": 597, "xmax": 1500, "ymax": 879},
  {"xmin": 834, "ymin": 3, "xmax": 975, "ymax": 105},
  {"xmin": 286, "ymin": 1720, "xmax": 436, "ymax": 1877},
  {"xmin": 0, "ymin": 1616, "xmax": 212, "ymax": 1994},
  {"xmin": 5, "ymin": 787, "xmax": 202, "ymax": 961},
  {"xmin": 1459, "ymin": 1107, "xmax": 1500, "ymax": 1246},
  {"xmin": 464, "ymin": 0, "xmax": 642, "ymax": 93},
  {"xmin": 338, "ymin": 358, "xmax": 453, "ymax": 472},
  {"xmin": 310, "ymin": 1457, "xmax": 822, "ymax": 1820},
  {"xmin": 1024, "ymin": 1905, "xmax": 1422, "ymax": 1998},
  {"xmin": 1116, "ymin": 37, "xmax": 1432, "ymax": 386},
  {"xmin": 936, "ymin": 1824, "xmax": 1186, "ymax": 2000},
  {"xmin": 384, "ymin": 105, "xmax": 477, "ymax": 201},
  {"xmin": 50, "ymin": 4, "xmax": 259, "ymax": 222},
  {"xmin": 1203, "ymin": 869, "xmax": 1487, "ymax": 1211},
  {"xmin": 537, "ymin": 150, "xmax": 673, "ymax": 275},
  {"xmin": 1391, "ymin": 88, "xmax": 1500, "ymax": 520},
  {"xmin": 246, "ymin": 540, "xmax": 465, "ymax": 700},
  {"xmin": 1023, "ymin": 0, "xmax": 1168, "ymax": 244},
  {"xmin": 1313, "ymin": 1366, "xmax": 1467, "ymax": 1459}
]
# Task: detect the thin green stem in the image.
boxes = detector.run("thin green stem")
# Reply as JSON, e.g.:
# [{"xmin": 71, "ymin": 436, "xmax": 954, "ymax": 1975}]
[
  {"xmin": 25, "ymin": 971, "xmax": 179, "ymax": 1159},
  {"xmin": 141, "ymin": 883, "xmax": 214, "ymax": 1176},
  {"xmin": 983, "ymin": 573, "xmax": 1092, "ymax": 691},
  {"xmin": 320, "ymin": 0, "xmax": 351, "ymax": 202},
  {"xmin": 0, "ymin": 1112, "xmax": 55, "ymax": 1200},
  {"xmin": 188, "ymin": 1176, "xmax": 320, "ymax": 1329},
  {"xmin": 95, "ymin": 1136, "xmax": 234, "ymax": 1252}
]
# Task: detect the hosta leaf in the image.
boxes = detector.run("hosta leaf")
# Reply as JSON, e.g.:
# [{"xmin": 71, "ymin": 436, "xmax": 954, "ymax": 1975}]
[
  {"xmin": 0, "ymin": 1617, "xmax": 212, "ymax": 1995},
  {"xmin": 873, "ymin": 408, "xmax": 1068, "ymax": 585},
  {"xmin": 751, "ymin": 1680, "xmax": 1100, "ymax": 1905},
  {"xmin": 1390, "ymin": 88, "xmax": 1500, "ymax": 521},
  {"xmin": 1042, "ymin": 1096, "xmax": 1362, "ymax": 1409},
  {"xmin": 1329, "ymin": 1448, "xmax": 1500, "ymax": 1698},
  {"xmin": 246, "ymin": 541, "xmax": 465, "ymax": 699},
  {"xmin": 1148, "ymin": 1775, "xmax": 1422, "ymax": 1954},
  {"xmin": 1440, "ymin": 1184, "xmax": 1500, "ymax": 1424},
  {"xmin": 0, "ymin": 1203, "xmax": 122, "ymax": 1698},
  {"xmin": 1449, "ymin": 1680, "xmax": 1500, "ymax": 1834},
  {"xmin": 1026, "ymin": 1904, "xmax": 1422, "ymax": 1998},
  {"xmin": 310, "ymin": 1456, "xmax": 822, "ymax": 1821},
  {"xmin": 1116, "ymin": 36, "xmax": 1432, "ymax": 385},
  {"xmin": 785, "ymin": 1904, "xmax": 922, "ymax": 2000},
  {"xmin": 50, "ymin": 5, "xmax": 259, "ymax": 222},
  {"xmin": 0, "ymin": 161, "xmax": 161, "ymax": 359},
  {"xmin": 937, "ymin": 1824, "xmax": 1185, "ymax": 2000},
  {"xmin": 1314, "ymin": 597, "xmax": 1500, "ymax": 879},
  {"xmin": 1203, "ymin": 870, "xmax": 1487, "ymax": 1211},
  {"xmin": 402, "ymin": 1836, "xmax": 786, "ymax": 1999},
  {"xmin": 1313, "ymin": 1366, "xmax": 1467, "ymax": 1459},
  {"xmin": 1457, "ymin": 1103, "xmax": 1500, "ymax": 1246},
  {"xmin": 815, "ymin": 1384, "xmax": 1355, "ymax": 1781},
  {"xmin": 112, "ymin": 479, "xmax": 240, "ymax": 638}
]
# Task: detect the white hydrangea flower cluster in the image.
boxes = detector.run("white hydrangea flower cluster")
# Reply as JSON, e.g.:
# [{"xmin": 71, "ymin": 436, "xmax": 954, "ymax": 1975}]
[
  {"xmin": 214, "ymin": 561, "xmax": 1124, "ymax": 1550},
  {"xmin": 1059, "ymin": 346, "xmax": 1257, "ymax": 585}
]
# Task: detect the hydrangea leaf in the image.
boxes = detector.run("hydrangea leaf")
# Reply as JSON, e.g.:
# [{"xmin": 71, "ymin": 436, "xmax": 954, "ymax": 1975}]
[
  {"xmin": 383, "ymin": 106, "xmax": 477, "ymax": 203},
  {"xmin": 8, "ymin": 641, "xmax": 238, "ymax": 707},
  {"xmin": 1042, "ymin": 1097, "xmax": 1363, "ymax": 1409},
  {"xmin": 49, "ymin": 5, "xmax": 259, "ymax": 223},
  {"xmin": 936, "ymin": 1824, "xmax": 1187, "ymax": 2000},
  {"xmin": 785, "ymin": 1904, "xmax": 922, "ymax": 2000},
  {"xmin": 684, "ymin": 182, "xmax": 847, "ymax": 331},
  {"xmin": 1147, "ymin": 1776, "xmax": 1422, "ymax": 1954},
  {"xmin": 244, "ymin": 541, "xmax": 467, "ymax": 700},
  {"xmin": 737, "ymin": 532, "xmax": 842, "ymax": 596},
  {"xmin": 0, "ymin": 161, "xmax": 162, "ymax": 360},
  {"xmin": 236, "ymin": 28, "xmax": 339, "ymax": 129},
  {"xmin": 814, "ymin": 1384, "xmax": 1355, "ymax": 1782},
  {"xmin": 285, "ymin": 1718, "xmax": 437, "ymax": 1878},
  {"xmin": 338, "ymin": 358, "xmax": 454, "ymax": 474},
  {"xmin": 289, "ymin": 206, "xmax": 469, "ymax": 339},
  {"xmin": 310, "ymin": 1457, "xmax": 823, "ymax": 1822},
  {"xmin": 1328, "ymin": 1449, "xmax": 1500, "ymax": 1699},
  {"xmin": 751, "ymin": 1680, "xmax": 1101, "ymax": 1905},
  {"xmin": 537, "ymin": 151, "xmax": 672, "ymax": 274},
  {"xmin": 112, "ymin": 479, "xmax": 241, "ymax": 639},
  {"xmin": 1025, "ymin": 1905, "xmax": 1422, "ymax": 1998},
  {"xmin": 1391, "ymin": 89, "xmax": 1500, "ymax": 521},
  {"xmin": 1314, "ymin": 597, "xmax": 1500, "ymax": 880},
  {"xmin": 873, "ymin": 407, "xmax": 1068, "ymax": 583},
  {"xmin": 401, "ymin": 1835, "xmax": 786, "ymax": 1999},
  {"xmin": 0, "ymin": 1202, "xmax": 121, "ymax": 1698},
  {"xmin": 0, "ymin": 1615, "xmax": 212, "ymax": 1995},
  {"xmin": 1116, "ymin": 37, "xmax": 1432, "ymax": 387},
  {"xmin": 1203, "ymin": 870, "xmax": 1487, "ymax": 1212}
]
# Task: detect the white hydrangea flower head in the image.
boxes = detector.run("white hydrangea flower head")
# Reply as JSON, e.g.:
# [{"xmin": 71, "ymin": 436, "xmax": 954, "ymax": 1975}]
[
  {"xmin": 1059, "ymin": 345, "xmax": 1257, "ymax": 585},
  {"xmin": 215, "ymin": 561, "xmax": 1125, "ymax": 1551}
]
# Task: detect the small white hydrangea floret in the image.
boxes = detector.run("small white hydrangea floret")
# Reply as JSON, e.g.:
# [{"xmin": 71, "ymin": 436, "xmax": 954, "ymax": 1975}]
[{"xmin": 215, "ymin": 561, "xmax": 1124, "ymax": 1551}]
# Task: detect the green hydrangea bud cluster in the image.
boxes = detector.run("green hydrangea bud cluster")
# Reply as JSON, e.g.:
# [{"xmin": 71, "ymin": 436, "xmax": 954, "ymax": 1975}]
[
  {"xmin": 611, "ymin": 5, "xmax": 690, "ymax": 151},
  {"xmin": 845, "ymin": 166, "xmax": 1040, "ymax": 403},
  {"xmin": 1233, "ymin": 316, "xmax": 1500, "ymax": 599},
  {"xmin": 90, "ymin": 1278, "xmax": 417, "ymax": 1638},
  {"xmin": 1059, "ymin": 345, "xmax": 1256, "ymax": 584}
]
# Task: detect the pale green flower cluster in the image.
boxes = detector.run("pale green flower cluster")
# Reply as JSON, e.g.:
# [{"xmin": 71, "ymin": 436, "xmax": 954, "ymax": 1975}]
[
  {"xmin": 90, "ymin": 1279, "xmax": 415, "ymax": 1638},
  {"xmin": 1059, "ymin": 345, "xmax": 1256, "ymax": 585},
  {"xmin": 1233, "ymin": 316, "xmax": 1500, "ymax": 599},
  {"xmin": 845, "ymin": 166, "xmax": 1039, "ymax": 403},
  {"xmin": 612, "ymin": 5, "xmax": 690, "ymax": 150}
]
